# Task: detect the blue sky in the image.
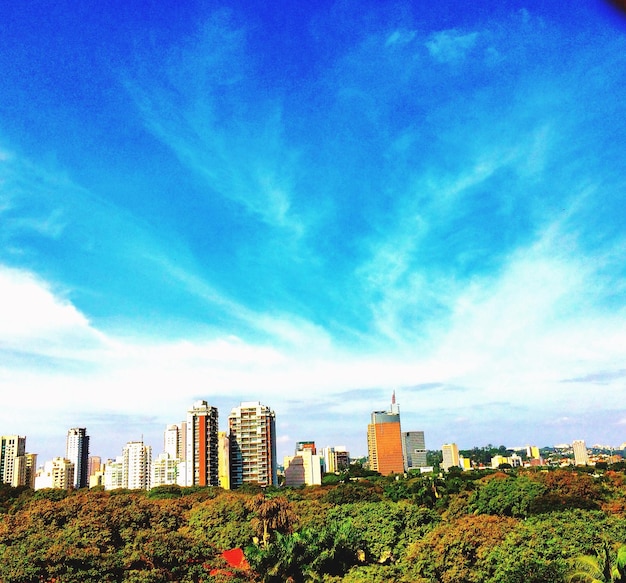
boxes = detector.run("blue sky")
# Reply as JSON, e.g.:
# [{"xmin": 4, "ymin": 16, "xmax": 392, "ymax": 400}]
[{"xmin": 1, "ymin": 0, "xmax": 626, "ymax": 465}]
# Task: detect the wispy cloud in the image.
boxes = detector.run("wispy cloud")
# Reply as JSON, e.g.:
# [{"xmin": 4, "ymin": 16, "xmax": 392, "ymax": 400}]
[
  {"xmin": 426, "ymin": 29, "xmax": 479, "ymax": 63},
  {"xmin": 561, "ymin": 369, "xmax": 626, "ymax": 384},
  {"xmin": 126, "ymin": 12, "xmax": 303, "ymax": 234}
]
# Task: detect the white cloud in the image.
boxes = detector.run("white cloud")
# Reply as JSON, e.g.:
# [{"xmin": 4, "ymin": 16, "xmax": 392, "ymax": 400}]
[
  {"xmin": 426, "ymin": 29, "xmax": 479, "ymax": 63},
  {"xmin": 0, "ymin": 266, "xmax": 101, "ymax": 351}
]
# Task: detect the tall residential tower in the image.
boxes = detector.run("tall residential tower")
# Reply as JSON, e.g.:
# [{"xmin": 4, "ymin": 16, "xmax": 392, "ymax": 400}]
[
  {"xmin": 186, "ymin": 401, "xmax": 219, "ymax": 487},
  {"xmin": 66, "ymin": 428, "xmax": 90, "ymax": 489},
  {"xmin": 0, "ymin": 435, "xmax": 26, "ymax": 486},
  {"xmin": 229, "ymin": 401, "xmax": 277, "ymax": 489}
]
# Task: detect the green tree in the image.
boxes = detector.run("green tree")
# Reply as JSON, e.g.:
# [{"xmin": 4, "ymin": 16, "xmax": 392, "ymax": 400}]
[{"xmin": 468, "ymin": 473, "xmax": 546, "ymax": 518}]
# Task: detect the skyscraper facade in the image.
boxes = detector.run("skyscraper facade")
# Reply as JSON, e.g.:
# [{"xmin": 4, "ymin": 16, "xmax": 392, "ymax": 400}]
[
  {"xmin": 229, "ymin": 401, "xmax": 277, "ymax": 489},
  {"xmin": 402, "ymin": 431, "xmax": 427, "ymax": 470},
  {"xmin": 0, "ymin": 435, "xmax": 26, "ymax": 486},
  {"xmin": 66, "ymin": 428, "xmax": 90, "ymax": 489},
  {"xmin": 186, "ymin": 401, "xmax": 219, "ymax": 487},
  {"xmin": 367, "ymin": 393, "xmax": 404, "ymax": 476}
]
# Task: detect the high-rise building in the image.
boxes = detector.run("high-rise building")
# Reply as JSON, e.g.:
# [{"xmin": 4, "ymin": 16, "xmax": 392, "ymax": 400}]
[
  {"xmin": 0, "ymin": 435, "xmax": 26, "ymax": 486},
  {"xmin": 150, "ymin": 452, "xmax": 179, "ymax": 488},
  {"xmin": 572, "ymin": 440, "xmax": 589, "ymax": 466},
  {"xmin": 229, "ymin": 401, "xmax": 277, "ymax": 489},
  {"xmin": 442, "ymin": 443, "xmax": 460, "ymax": 471},
  {"xmin": 104, "ymin": 457, "xmax": 124, "ymax": 490},
  {"xmin": 66, "ymin": 428, "xmax": 90, "ymax": 489},
  {"xmin": 186, "ymin": 401, "xmax": 219, "ymax": 487},
  {"xmin": 367, "ymin": 393, "xmax": 404, "ymax": 475},
  {"xmin": 164, "ymin": 422, "xmax": 187, "ymax": 461},
  {"xmin": 402, "ymin": 431, "xmax": 427, "ymax": 470},
  {"xmin": 122, "ymin": 441, "xmax": 152, "ymax": 490},
  {"xmin": 34, "ymin": 458, "xmax": 75, "ymax": 490}
]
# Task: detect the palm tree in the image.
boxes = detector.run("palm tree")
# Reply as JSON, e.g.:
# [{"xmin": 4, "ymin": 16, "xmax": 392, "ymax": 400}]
[
  {"xmin": 566, "ymin": 543, "xmax": 626, "ymax": 583},
  {"xmin": 246, "ymin": 494, "xmax": 297, "ymax": 549}
]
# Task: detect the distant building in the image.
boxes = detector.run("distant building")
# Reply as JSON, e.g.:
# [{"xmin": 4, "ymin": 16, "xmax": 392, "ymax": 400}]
[
  {"xmin": 88, "ymin": 456, "xmax": 102, "ymax": 478},
  {"xmin": 296, "ymin": 441, "xmax": 317, "ymax": 455},
  {"xmin": 442, "ymin": 443, "xmax": 460, "ymax": 471},
  {"xmin": 284, "ymin": 448, "xmax": 322, "ymax": 487},
  {"xmin": 218, "ymin": 431, "xmax": 230, "ymax": 490},
  {"xmin": 89, "ymin": 468, "xmax": 105, "ymax": 489},
  {"xmin": 573, "ymin": 440, "xmax": 590, "ymax": 466},
  {"xmin": 526, "ymin": 445, "xmax": 541, "ymax": 460},
  {"xmin": 491, "ymin": 454, "xmax": 509, "ymax": 469},
  {"xmin": 402, "ymin": 431, "xmax": 427, "ymax": 470},
  {"xmin": 367, "ymin": 392, "xmax": 404, "ymax": 475},
  {"xmin": 24, "ymin": 453, "xmax": 38, "ymax": 489},
  {"xmin": 0, "ymin": 435, "xmax": 26, "ymax": 486},
  {"xmin": 322, "ymin": 446, "xmax": 350, "ymax": 473},
  {"xmin": 123, "ymin": 441, "xmax": 152, "ymax": 490},
  {"xmin": 66, "ymin": 428, "xmax": 90, "ymax": 489},
  {"xmin": 186, "ymin": 401, "xmax": 219, "ymax": 487},
  {"xmin": 35, "ymin": 458, "xmax": 75, "ymax": 490},
  {"xmin": 229, "ymin": 401, "xmax": 277, "ymax": 488},
  {"xmin": 151, "ymin": 452, "xmax": 179, "ymax": 488},
  {"xmin": 165, "ymin": 422, "xmax": 187, "ymax": 461},
  {"xmin": 104, "ymin": 457, "xmax": 124, "ymax": 490}
]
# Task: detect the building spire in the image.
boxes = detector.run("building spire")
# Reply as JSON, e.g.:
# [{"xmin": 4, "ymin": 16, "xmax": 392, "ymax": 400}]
[{"xmin": 390, "ymin": 390, "xmax": 399, "ymax": 414}]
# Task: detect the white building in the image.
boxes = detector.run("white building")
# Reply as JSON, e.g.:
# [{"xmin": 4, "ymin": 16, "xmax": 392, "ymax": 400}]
[
  {"xmin": 164, "ymin": 422, "xmax": 187, "ymax": 461},
  {"xmin": 123, "ymin": 441, "xmax": 152, "ymax": 490},
  {"xmin": 229, "ymin": 401, "xmax": 277, "ymax": 489},
  {"xmin": 35, "ymin": 458, "xmax": 75, "ymax": 490},
  {"xmin": 0, "ymin": 435, "xmax": 26, "ymax": 486},
  {"xmin": 104, "ymin": 457, "xmax": 124, "ymax": 490},
  {"xmin": 151, "ymin": 452, "xmax": 180, "ymax": 488}
]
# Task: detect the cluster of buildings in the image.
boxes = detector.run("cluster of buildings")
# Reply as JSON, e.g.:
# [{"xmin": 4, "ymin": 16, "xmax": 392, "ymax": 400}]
[
  {"xmin": 1, "ymin": 394, "xmax": 607, "ymax": 491},
  {"xmin": 1, "ymin": 400, "xmax": 353, "ymax": 491}
]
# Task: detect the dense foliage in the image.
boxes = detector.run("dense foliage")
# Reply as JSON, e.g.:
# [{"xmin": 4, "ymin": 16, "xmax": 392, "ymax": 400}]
[{"xmin": 1, "ymin": 468, "xmax": 626, "ymax": 582}]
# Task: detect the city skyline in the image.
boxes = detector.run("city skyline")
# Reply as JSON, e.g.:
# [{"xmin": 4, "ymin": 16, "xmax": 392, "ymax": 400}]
[
  {"xmin": 2, "ymin": 1, "xmax": 626, "ymax": 464},
  {"xmin": 2, "ymin": 396, "xmax": 619, "ymax": 475}
]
